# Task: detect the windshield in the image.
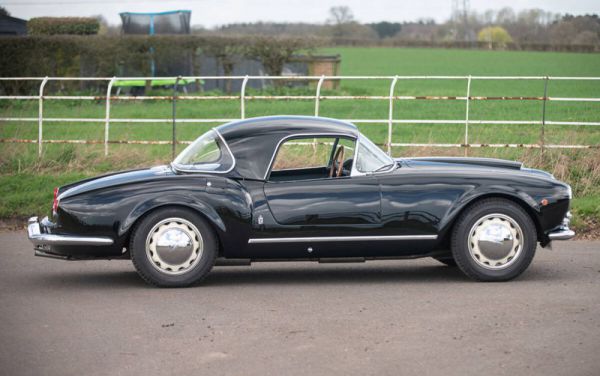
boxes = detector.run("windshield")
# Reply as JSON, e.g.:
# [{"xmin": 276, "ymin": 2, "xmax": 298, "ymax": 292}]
[
  {"xmin": 172, "ymin": 129, "xmax": 234, "ymax": 172},
  {"xmin": 355, "ymin": 133, "xmax": 395, "ymax": 173}
]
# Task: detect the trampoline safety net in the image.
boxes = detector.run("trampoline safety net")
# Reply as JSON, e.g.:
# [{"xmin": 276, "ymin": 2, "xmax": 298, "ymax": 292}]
[{"xmin": 120, "ymin": 10, "xmax": 191, "ymax": 35}]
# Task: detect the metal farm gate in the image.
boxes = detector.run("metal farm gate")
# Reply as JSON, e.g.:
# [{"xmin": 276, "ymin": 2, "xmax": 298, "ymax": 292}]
[{"xmin": 0, "ymin": 75, "xmax": 599, "ymax": 157}]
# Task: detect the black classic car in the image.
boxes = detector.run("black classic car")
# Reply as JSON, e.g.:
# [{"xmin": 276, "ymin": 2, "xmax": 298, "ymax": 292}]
[{"xmin": 28, "ymin": 116, "xmax": 574, "ymax": 287}]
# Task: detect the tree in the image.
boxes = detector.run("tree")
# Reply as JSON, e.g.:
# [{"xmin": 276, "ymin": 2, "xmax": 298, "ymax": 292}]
[
  {"xmin": 327, "ymin": 6, "xmax": 358, "ymax": 38},
  {"xmin": 571, "ymin": 30, "xmax": 600, "ymax": 45},
  {"xmin": 0, "ymin": 6, "xmax": 9, "ymax": 17},
  {"xmin": 369, "ymin": 22, "xmax": 402, "ymax": 39},
  {"xmin": 327, "ymin": 6, "xmax": 354, "ymax": 25},
  {"xmin": 246, "ymin": 36, "xmax": 317, "ymax": 80},
  {"xmin": 477, "ymin": 26, "xmax": 513, "ymax": 48}
]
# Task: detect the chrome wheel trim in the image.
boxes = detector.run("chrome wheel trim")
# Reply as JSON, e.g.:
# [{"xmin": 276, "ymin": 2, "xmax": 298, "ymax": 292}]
[
  {"xmin": 467, "ymin": 213, "xmax": 524, "ymax": 270},
  {"xmin": 145, "ymin": 217, "xmax": 203, "ymax": 275}
]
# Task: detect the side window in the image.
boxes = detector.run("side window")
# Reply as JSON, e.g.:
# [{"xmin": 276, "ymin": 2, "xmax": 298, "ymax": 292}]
[
  {"xmin": 272, "ymin": 137, "xmax": 336, "ymax": 171},
  {"xmin": 269, "ymin": 137, "xmax": 357, "ymax": 181}
]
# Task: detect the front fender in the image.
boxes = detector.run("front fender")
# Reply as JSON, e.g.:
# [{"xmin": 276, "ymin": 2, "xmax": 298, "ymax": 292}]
[{"xmin": 438, "ymin": 185, "xmax": 540, "ymax": 239}]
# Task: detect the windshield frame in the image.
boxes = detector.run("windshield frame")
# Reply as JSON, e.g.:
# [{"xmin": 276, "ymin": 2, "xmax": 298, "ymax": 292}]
[
  {"xmin": 170, "ymin": 128, "xmax": 236, "ymax": 174},
  {"xmin": 351, "ymin": 133, "xmax": 396, "ymax": 176}
]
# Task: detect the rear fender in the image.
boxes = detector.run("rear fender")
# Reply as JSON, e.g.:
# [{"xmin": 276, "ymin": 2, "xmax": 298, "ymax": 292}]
[{"xmin": 120, "ymin": 194, "xmax": 226, "ymax": 237}]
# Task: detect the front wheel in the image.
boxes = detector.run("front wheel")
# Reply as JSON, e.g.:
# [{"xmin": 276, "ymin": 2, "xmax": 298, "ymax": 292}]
[
  {"xmin": 433, "ymin": 256, "xmax": 457, "ymax": 267},
  {"xmin": 451, "ymin": 198, "xmax": 537, "ymax": 282},
  {"xmin": 130, "ymin": 207, "xmax": 217, "ymax": 287}
]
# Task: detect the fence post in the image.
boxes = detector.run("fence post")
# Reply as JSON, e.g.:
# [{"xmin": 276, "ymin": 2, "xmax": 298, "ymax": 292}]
[
  {"xmin": 464, "ymin": 75, "xmax": 472, "ymax": 157},
  {"xmin": 541, "ymin": 76, "xmax": 549, "ymax": 156},
  {"xmin": 387, "ymin": 76, "xmax": 398, "ymax": 156},
  {"xmin": 37, "ymin": 76, "xmax": 49, "ymax": 157},
  {"xmin": 172, "ymin": 76, "xmax": 181, "ymax": 160},
  {"xmin": 104, "ymin": 77, "xmax": 116, "ymax": 156},
  {"xmin": 314, "ymin": 75, "xmax": 325, "ymax": 116},
  {"xmin": 240, "ymin": 75, "xmax": 249, "ymax": 119}
]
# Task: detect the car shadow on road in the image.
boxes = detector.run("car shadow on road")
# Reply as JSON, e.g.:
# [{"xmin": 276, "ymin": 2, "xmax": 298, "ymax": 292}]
[
  {"xmin": 30, "ymin": 262, "xmax": 565, "ymax": 289},
  {"xmin": 204, "ymin": 264, "xmax": 469, "ymax": 286}
]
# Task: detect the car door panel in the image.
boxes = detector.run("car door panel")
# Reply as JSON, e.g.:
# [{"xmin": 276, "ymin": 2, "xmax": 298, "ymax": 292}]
[{"xmin": 263, "ymin": 177, "xmax": 380, "ymax": 227}]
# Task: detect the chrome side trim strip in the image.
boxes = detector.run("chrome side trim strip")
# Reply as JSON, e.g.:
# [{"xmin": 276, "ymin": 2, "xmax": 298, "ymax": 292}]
[
  {"xmin": 248, "ymin": 235, "xmax": 437, "ymax": 244},
  {"xmin": 28, "ymin": 217, "xmax": 114, "ymax": 247}
]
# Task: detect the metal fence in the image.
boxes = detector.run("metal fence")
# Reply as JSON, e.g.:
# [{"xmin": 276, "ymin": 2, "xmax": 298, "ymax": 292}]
[{"xmin": 0, "ymin": 75, "xmax": 599, "ymax": 157}]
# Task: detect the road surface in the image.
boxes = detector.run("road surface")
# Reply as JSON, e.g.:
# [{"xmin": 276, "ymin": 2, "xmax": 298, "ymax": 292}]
[{"xmin": 0, "ymin": 231, "xmax": 599, "ymax": 376}]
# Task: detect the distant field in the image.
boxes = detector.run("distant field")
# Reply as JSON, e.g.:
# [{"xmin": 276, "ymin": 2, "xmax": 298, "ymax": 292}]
[{"xmin": 1, "ymin": 47, "xmax": 599, "ymax": 229}]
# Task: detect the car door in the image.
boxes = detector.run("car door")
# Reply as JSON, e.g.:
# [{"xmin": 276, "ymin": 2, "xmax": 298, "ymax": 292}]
[
  {"xmin": 263, "ymin": 175, "xmax": 381, "ymax": 229},
  {"xmin": 252, "ymin": 135, "xmax": 382, "ymax": 257}
]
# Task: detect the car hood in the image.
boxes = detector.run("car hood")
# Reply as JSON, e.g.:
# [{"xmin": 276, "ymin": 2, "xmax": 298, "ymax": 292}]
[
  {"xmin": 58, "ymin": 165, "xmax": 175, "ymax": 199},
  {"xmin": 398, "ymin": 157, "xmax": 554, "ymax": 179}
]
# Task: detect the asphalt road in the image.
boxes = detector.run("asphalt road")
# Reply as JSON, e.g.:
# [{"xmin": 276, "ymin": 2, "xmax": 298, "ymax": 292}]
[{"xmin": 0, "ymin": 232, "xmax": 599, "ymax": 376}]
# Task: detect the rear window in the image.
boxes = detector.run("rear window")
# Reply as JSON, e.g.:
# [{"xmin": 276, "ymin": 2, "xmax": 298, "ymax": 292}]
[{"xmin": 172, "ymin": 130, "xmax": 234, "ymax": 172}]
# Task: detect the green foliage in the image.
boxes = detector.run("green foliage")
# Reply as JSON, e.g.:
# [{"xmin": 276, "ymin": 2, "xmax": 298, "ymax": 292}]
[
  {"xmin": 246, "ymin": 36, "xmax": 318, "ymax": 76},
  {"xmin": 28, "ymin": 17, "xmax": 100, "ymax": 36},
  {"xmin": 0, "ymin": 35, "xmax": 319, "ymax": 93},
  {"xmin": 477, "ymin": 26, "xmax": 514, "ymax": 48},
  {"xmin": 368, "ymin": 22, "xmax": 402, "ymax": 39}
]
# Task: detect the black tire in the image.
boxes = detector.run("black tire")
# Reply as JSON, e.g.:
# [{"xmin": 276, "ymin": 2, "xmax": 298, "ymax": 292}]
[
  {"xmin": 433, "ymin": 256, "xmax": 457, "ymax": 267},
  {"xmin": 451, "ymin": 198, "xmax": 537, "ymax": 282},
  {"xmin": 130, "ymin": 207, "xmax": 217, "ymax": 287}
]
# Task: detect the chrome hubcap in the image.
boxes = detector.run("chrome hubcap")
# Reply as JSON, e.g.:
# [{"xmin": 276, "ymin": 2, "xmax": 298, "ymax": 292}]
[
  {"xmin": 468, "ymin": 213, "xmax": 523, "ymax": 270},
  {"xmin": 145, "ymin": 218, "xmax": 203, "ymax": 275}
]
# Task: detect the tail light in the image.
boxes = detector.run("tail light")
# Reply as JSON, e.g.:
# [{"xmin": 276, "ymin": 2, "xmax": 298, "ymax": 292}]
[{"xmin": 52, "ymin": 187, "xmax": 59, "ymax": 215}]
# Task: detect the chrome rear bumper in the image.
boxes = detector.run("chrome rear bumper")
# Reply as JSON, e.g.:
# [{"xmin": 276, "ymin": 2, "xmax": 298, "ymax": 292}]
[
  {"xmin": 547, "ymin": 212, "xmax": 575, "ymax": 241},
  {"xmin": 27, "ymin": 216, "xmax": 114, "ymax": 247}
]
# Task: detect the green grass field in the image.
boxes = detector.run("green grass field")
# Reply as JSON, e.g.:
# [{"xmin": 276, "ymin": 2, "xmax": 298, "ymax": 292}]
[{"xmin": 1, "ymin": 47, "xmax": 600, "ymax": 234}]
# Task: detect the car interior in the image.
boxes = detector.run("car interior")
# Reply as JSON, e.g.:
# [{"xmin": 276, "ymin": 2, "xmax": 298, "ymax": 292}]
[{"xmin": 269, "ymin": 137, "xmax": 355, "ymax": 182}]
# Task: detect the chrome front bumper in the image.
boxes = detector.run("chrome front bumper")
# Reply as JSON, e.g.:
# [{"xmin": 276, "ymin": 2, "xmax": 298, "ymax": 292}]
[
  {"xmin": 27, "ymin": 216, "xmax": 114, "ymax": 247},
  {"xmin": 547, "ymin": 212, "xmax": 575, "ymax": 241}
]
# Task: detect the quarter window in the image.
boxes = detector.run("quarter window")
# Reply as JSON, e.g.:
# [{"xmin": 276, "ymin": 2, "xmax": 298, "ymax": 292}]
[{"xmin": 355, "ymin": 134, "xmax": 395, "ymax": 173}]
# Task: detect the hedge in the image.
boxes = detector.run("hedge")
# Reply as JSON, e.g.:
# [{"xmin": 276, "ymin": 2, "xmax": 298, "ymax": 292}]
[
  {"xmin": 0, "ymin": 35, "xmax": 318, "ymax": 94},
  {"xmin": 28, "ymin": 17, "xmax": 100, "ymax": 36}
]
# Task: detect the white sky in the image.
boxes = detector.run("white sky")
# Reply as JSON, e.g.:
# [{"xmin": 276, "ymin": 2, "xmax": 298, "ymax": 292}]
[{"xmin": 2, "ymin": 0, "xmax": 599, "ymax": 27}]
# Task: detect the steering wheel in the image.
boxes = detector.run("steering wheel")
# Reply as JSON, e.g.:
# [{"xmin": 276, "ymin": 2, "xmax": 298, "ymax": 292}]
[{"xmin": 329, "ymin": 145, "xmax": 345, "ymax": 178}]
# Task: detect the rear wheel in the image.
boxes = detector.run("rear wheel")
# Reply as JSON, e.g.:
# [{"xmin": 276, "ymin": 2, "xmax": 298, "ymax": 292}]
[
  {"xmin": 451, "ymin": 198, "xmax": 537, "ymax": 282},
  {"xmin": 130, "ymin": 207, "xmax": 217, "ymax": 287}
]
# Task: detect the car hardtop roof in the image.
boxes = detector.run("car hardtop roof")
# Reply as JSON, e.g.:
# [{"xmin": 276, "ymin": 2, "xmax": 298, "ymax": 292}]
[
  {"xmin": 215, "ymin": 115, "xmax": 359, "ymax": 141},
  {"xmin": 209, "ymin": 116, "xmax": 359, "ymax": 181}
]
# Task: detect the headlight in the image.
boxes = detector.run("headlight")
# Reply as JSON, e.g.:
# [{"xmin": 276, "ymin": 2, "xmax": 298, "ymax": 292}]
[{"xmin": 566, "ymin": 185, "xmax": 572, "ymax": 199}]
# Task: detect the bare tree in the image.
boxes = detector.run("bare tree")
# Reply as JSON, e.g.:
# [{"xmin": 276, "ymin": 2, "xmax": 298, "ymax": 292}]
[{"xmin": 327, "ymin": 6, "xmax": 354, "ymax": 25}]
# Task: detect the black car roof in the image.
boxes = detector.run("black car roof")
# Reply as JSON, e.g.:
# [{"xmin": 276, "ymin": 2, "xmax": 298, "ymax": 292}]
[{"xmin": 215, "ymin": 116, "xmax": 359, "ymax": 180}]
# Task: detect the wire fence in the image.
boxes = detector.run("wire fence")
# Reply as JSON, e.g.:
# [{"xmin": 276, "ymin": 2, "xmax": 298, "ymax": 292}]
[{"xmin": 0, "ymin": 75, "xmax": 599, "ymax": 157}]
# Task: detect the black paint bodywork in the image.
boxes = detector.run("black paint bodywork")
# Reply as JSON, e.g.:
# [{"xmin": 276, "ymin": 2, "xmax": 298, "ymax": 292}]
[{"xmin": 44, "ymin": 116, "xmax": 572, "ymax": 260}]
